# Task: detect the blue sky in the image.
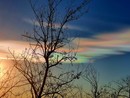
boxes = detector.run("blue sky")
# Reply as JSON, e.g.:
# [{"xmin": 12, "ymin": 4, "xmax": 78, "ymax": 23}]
[{"xmin": 0, "ymin": 0, "xmax": 130, "ymax": 83}]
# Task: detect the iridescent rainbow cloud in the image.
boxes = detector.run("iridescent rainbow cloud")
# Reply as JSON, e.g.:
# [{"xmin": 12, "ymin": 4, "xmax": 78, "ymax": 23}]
[
  {"xmin": 73, "ymin": 29, "xmax": 130, "ymax": 63},
  {"xmin": 0, "ymin": 29, "xmax": 130, "ymax": 63}
]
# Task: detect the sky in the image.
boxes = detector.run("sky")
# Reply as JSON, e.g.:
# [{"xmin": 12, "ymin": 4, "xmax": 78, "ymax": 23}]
[{"xmin": 0, "ymin": 0, "xmax": 130, "ymax": 83}]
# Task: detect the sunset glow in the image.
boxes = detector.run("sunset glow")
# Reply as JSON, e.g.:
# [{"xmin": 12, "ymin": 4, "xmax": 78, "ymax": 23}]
[
  {"xmin": 0, "ymin": 0, "xmax": 130, "ymax": 97},
  {"xmin": 0, "ymin": 29, "xmax": 130, "ymax": 63}
]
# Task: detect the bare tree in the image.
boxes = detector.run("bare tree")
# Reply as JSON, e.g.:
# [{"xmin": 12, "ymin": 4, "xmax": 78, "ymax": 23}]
[
  {"xmin": 110, "ymin": 76, "xmax": 130, "ymax": 98},
  {"xmin": 108, "ymin": 82, "xmax": 125, "ymax": 98},
  {"xmin": 121, "ymin": 76, "xmax": 130, "ymax": 98},
  {"xmin": 10, "ymin": 0, "xmax": 91, "ymax": 98},
  {"xmin": 0, "ymin": 60, "xmax": 22, "ymax": 98},
  {"xmin": 105, "ymin": 76, "xmax": 130, "ymax": 98},
  {"xmin": 82, "ymin": 64, "xmax": 105, "ymax": 98}
]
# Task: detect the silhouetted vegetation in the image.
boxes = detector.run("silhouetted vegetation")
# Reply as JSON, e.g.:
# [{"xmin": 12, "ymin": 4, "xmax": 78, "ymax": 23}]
[
  {"xmin": 0, "ymin": 0, "xmax": 129, "ymax": 98},
  {"xmin": 10, "ymin": 0, "xmax": 91, "ymax": 98}
]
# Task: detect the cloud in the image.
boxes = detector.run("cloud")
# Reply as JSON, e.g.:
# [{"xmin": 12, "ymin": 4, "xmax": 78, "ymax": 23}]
[
  {"xmin": 0, "ymin": 40, "xmax": 30, "ymax": 59},
  {"xmin": 0, "ymin": 49, "xmax": 9, "ymax": 59},
  {"xmin": 23, "ymin": 18, "xmax": 87, "ymax": 31},
  {"xmin": 0, "ymin": 29, "xmax": 130, "ymax": 63},
  {"xmin": 73, "ymin": 29, "xmax": 130, "ymax": 61}
]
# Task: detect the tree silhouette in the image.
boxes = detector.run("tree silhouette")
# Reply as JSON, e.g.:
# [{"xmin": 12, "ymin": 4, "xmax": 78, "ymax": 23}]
[
  {"xmin": 10, "ymin": 0, "xmax": 91, "ymax": 98},
  {"xmin": 82, "ymin": 64, "xmax": 107, "ymax": 98},
  {"xmin": 111, "ymin": 76, "xmax": 130, "ymax": 98},
  {"xmin": 0, "ymin": 61, "xmax": 21, "ymax": 98}
]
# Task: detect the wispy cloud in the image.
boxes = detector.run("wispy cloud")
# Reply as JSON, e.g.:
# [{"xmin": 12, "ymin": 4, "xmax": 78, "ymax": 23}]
[
  {"xmin": 0, "ymin": 29, "xmax": 130, "ymax": 63},
  {"xmin": 73, "ymin": 29, "xmax": 130, "ymax": 61},
  {"xmin": 0, "ymin": 40, "xmax": 30, "ymax": 59},
  {"xmin": 23, "ymin": 18, "xmax": 87, "ymax": 31}
]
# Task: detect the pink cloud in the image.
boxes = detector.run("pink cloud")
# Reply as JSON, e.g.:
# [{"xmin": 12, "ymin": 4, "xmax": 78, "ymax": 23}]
[
  {"xmin": 0, "ymin": 29, "xmax": 130, "ymax": 63},
  {"xmin": 72, "ymin": 29, "xmax": 130, "ymax": 60}
]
